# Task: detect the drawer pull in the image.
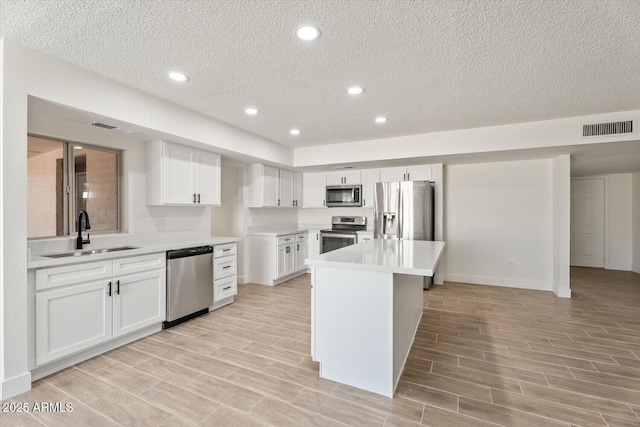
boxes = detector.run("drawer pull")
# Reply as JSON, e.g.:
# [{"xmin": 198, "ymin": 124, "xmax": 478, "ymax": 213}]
[
  {"xmin": 223, "ymin": 286, "xmax": 232, "ymax": 291},
  {"xmin": 222, "ymin": 266, "xmax": 232, "ymax": 269},
  {"xmin": 222, "ymin": 248, "xmax": 231, "ymax": 252}
]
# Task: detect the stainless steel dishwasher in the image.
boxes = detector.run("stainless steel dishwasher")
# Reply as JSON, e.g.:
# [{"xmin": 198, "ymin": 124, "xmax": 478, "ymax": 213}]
[{"xmin": 164, "ymin": 245, "xmax": 213, "ymax": 329}]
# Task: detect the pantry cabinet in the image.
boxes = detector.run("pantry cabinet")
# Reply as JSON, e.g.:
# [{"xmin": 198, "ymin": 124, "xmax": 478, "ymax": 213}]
[{"xmin": 146, "ymin": 140, "xmax": 221, "ymax": 206}]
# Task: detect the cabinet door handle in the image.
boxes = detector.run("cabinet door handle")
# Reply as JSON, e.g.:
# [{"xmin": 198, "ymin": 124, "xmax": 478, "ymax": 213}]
[
  {"xmin": 316, "ymin": 234, "xmax": 319, "ymax": 240},
  {"xmin": 193, "ymin": 193, "xmax": 196, "ymax": 203},
  {"xmin": 116, "ymin": 280, "xmax": 120, "ymax": 295},
  {"xmin": 364, "ymin": 199, "xmax": 366, "ymax": 207},
  {"xmin": 223, "ymin": 286, "xmax": 232, "ymax": 291},
  {"xmin": 297, "ymin": 243, "xmax": 299, "ymax": 251},
  {"xmin": 323, "ymin": 200, "xmax": 326, "ymax": 207},
  {"xmin": 277, "ymin": 199, "xmax": 280, "ymax": 206},
  {"xmin": 286, "ymin": 246, "xmax": 290, "ymax": 253},
  {"xmin": 197, "ymin": 193, "xmax": 201, "ymax": 203},
  {"xmin": 107, "ymin": 281, "xmax": 112, "ymax": 297}
]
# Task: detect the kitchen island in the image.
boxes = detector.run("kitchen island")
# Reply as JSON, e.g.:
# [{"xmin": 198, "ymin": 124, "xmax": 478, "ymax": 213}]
[{"xmin": 306, "ymin": 239, "xmax": 445, "ymax": 398}]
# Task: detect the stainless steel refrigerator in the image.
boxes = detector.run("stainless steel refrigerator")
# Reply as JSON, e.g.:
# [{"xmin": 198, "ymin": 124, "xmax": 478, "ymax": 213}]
[{"xmin": 373, "ymin": 180, "xmax": 435, "ymax": 288}]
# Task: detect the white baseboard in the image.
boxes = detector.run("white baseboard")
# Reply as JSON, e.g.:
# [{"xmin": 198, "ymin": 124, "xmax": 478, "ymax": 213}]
[
  {"xmin": 605, "ymin": 263, "xmax": 632, "ymax": 272},
  {"xmin": 552, "ymin": 283, "xmax": 572, "ymax": 298},
  {"xmin": 444, "ymin": 273, "xmax": 552, "ymax": 292},
  {"xmin": 237, "ymin": 275, "xmax": 248, "ymax": 284},
  {"xmin": 1, "ymin": 371, "xmax": 32, "ymax": 400},
  {"xmin": 633, "ymin": 264, "xmax": 640, "ymax": 275}
]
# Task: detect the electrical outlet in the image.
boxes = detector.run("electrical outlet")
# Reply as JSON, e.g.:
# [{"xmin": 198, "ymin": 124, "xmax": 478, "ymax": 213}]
[{"xmin": 508, "ymin": 261, "xmax": 515, "ymax": 270}]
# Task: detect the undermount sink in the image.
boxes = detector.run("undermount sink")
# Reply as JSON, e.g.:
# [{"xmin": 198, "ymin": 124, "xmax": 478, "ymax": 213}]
[{"xmin": 43, "ymin": 246, "xmax": 139, "ymax": 258}]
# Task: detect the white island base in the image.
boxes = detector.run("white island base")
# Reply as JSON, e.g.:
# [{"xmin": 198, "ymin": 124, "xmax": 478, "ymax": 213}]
[
  {"xmin": 312, "ymin": 268, "xmax": 423, "ymax": 397},
  {"xmin": 308, "ymin": 240, "xmax": 445, "ymax": 398}
]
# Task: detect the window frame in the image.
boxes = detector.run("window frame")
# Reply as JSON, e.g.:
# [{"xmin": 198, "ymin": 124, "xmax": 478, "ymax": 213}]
[{"xmin": 27, "ymin": 133, "xmax": 122, "ymax": 240}]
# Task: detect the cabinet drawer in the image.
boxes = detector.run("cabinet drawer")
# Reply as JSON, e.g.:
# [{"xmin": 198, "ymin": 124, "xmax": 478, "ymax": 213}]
[
  {"xmin": 213, "ymin": 243, "xmax": 237, "ymax": 258},
  {"xmin": 113, "ymin": 253, "xmax": 165, "ymax": 276},
  {"xmin": 295, "ymin": 233, "xmax": 306, "ymax": 242},
  {"xmin": 36, "ymin": 261, "xmax": 113, "ymax": 291},
  {"xmin": 214, "ymin": 275, "xmax": 237, "ymax": 302},
  {"xmin": 277, "ymin": 234, "xmax": 295, "ymax": 246},
  {"xmin": 213, "ymin": 256, "xmax": 237, "ymax": 279}
]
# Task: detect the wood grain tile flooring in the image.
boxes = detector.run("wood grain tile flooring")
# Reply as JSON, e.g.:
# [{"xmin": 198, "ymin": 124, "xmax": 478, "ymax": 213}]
[{"xmin": 5, "ymin": 267, "xmax": 640, "ymax": 426}]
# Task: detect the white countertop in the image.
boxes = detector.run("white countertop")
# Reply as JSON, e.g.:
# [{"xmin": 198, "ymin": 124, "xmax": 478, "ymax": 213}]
[
  {"xmin": 27, "ymin": 236, "xmax": 241, "ymax": 269},
  {"xmin": 306, "ymin": 239, "xmax": 445, "ymax": 276}
]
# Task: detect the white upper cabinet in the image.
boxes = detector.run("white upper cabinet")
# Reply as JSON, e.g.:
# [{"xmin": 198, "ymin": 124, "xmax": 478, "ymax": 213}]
[
  {"xmin": 361, "ymin": 168, "xmax": 380, "ymax": 208},
  {"xmin": 327, "ymin": 170, "xmax": 361, "ymax": 185},
  {"xmin": 380, "ymin": 165, "xmax": 432, "ymax": 182},
  {"xmin": 248, "ymin": 164, "xmax": 299, "ymax": 208},
  {"xmin": 293, "ymin": 173, "xmax": 303, "ymax": 207},
  {"xmin": 279, "ymin": 169, "xmax": 294, "ymax": 208},
  {"xmin": 303, "ymin": 172, "xmax": 327, "ymax": 208},
  {"xmin": 146, "ymin": 140, "xmax": 221, "ymax": 206}
]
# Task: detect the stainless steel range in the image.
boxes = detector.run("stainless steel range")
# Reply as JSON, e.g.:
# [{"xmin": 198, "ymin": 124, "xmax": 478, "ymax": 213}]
[{"xmin": 320, "ymin": 216, "xmax": 367, "ymax": 254}]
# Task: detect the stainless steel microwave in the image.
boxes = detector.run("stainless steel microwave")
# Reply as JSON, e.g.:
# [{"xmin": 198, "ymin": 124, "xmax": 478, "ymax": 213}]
[{"xmin": 326, "ymin": 185, "xmax": 362, "ymax": 207}]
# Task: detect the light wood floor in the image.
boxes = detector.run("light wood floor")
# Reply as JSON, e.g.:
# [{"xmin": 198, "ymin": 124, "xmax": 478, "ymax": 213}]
[{"xmin": 4, "ymin": 267, "xmax": 640, "ymax": 426}]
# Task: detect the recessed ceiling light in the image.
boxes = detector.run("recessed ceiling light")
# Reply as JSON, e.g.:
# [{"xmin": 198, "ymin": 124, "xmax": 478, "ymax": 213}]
[
  {"xmin": 168, "ymin": 71, "xmax": 189, "ymax": 82},
  {"xmin": 347, "ymin": 86, "xmax": 364, "ymax": 95},
  {"xmin": 375, "ymin": 117, "xmax": 387, "ymax": 124},
  {"xmin": 296, "ymin": 25, "xmax": 321, "ymax": 41},
  {"xmin": 290, "ymin": 129, "xmax": 301, "ymax": 136},
  {"xmin": 245, "ymin": 108, "xmax": 259, "ymax": 115},
  {"xmin": 74, "ymin": 146, "xmax": 83, "ymax": 149}
]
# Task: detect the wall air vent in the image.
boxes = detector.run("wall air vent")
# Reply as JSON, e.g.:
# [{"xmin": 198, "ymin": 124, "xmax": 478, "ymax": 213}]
[
  {"xmin": 582, "ymin": 120, "xmax": 633, "ymax": 137},
  {"xmin": 91, "ymin": 122, "xmax": 117, "ymax": 130},
  {"xmin": 333, "ymin": 165, "xmax": 355, "ymax": 170}
]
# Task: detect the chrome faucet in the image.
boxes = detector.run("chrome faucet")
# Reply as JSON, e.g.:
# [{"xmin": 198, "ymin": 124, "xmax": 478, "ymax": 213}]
[{"xmin": 76, "ymin": 210, "xmax": 91, "ymax": 250}]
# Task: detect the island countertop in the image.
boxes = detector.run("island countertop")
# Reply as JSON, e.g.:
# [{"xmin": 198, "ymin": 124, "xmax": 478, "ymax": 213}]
[{"xmin": 306, "ymin": 239, "xmax": 445, "ymax": 276}]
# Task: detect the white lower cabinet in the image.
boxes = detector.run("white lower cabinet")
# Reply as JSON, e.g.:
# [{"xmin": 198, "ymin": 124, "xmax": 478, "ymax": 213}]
[
  {"xmin": 113, "ymin": 269, "xmax": 166, "ymax": 338},
  {"xmin": 35, "ymin": 253, "xmax": 166, "ymax": 366},
  {"xmin": 213, "ymin": 242, "xmax": 238, "ymax": 302},
  {"xmin": 248, "ymin": 232, "xmax": 308, "ymax": 285}
]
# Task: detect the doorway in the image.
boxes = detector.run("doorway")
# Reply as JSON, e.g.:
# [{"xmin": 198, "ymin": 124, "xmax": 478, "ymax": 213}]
[{"xmin": 570, "ymin": 178, "xmax": 605, "ymax": 268}]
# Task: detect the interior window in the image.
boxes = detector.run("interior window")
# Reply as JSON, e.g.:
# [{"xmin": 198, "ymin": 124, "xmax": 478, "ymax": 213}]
[{"xmin": 27, "ymin": 135, "xmax": 120, "ymax": 238}]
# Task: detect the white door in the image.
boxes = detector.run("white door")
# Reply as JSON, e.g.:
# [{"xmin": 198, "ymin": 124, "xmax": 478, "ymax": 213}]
[
  {"xmin": 276, "ymin": 245, "xmax": 287, "ymax": 279},
  {"xmin": 307, "ymin": 230, "xmax": 321, "ymax": 258},
  {"xmin": 296, "ymin": 241, "xmax": 307, "ymax": 271},
  {"xmin": 113, "ymin": 270, "xmax": 166, "ymax": 338},
  {"xmin": 262, "ymin": 165, "xmax": 280, "ymax": 207},
  {"xmin": 279, "ymin": 169, "xmax": 294, "ymax": 207},
  {"xmin": 361, "ymin": 169, "xmax": 380, "ymax": 208},
  {"xmin": 303, "ymin": 172, "xmax": 327, "ymax": 208},
  {"xmin": 194, "ymin": 152, "xmax": 221, "ymax": 206},
  {"xmin": 163, "ymin": 143, "xmax": 194, "ymax": 204},
  {"xmin": 36, "ymin": 280, "xmax": 112, "ymax": 365},
  {"xmin": 343, "ymin": 170, "xmax": 362, "ymax": 185},
  {"xmin": 571, "ymin": 178, "xmax": 605, "ymax": 268},
  {"xmin": 380, "ymin": 167, "xmax": 406, "ymax": 182},
  {"xmin": 406, "ymin": 165, "xmax": 432, "ymax": 181},
  {"xmin": 293, "ymin": 173, "xmax": 303, "ymax": 207},
  {"xmin": 326, "ymin": 171, "xmax": 344, "ymax": 186}
]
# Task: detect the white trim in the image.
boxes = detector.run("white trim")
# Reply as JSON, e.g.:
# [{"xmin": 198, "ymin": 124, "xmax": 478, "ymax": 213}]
[
  {"xmin": 552, "ymin": 283, "xmax": 572, "ymax": 298},
  {"xmin": 604, "ymin": 263, "xmax": 632, "ymax": 272},
  {"xmin": 237, "ymin": 274, "xmax": 248, "ymax": 285},
  {"xmin": 445, "ymin": 274, "xmax": 552, "ymax": 292},
  {"xmin": 1, "ymin": 371, "xmax": 32, "ymax": 400}
]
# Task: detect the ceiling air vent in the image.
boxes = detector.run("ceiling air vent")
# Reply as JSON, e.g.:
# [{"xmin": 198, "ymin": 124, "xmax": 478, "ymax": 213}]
[
  {"xmin": 91, "ymin": 122, "xmax": 117, "ymax": 130},
  {"xmin": 582, "ymin": 120, "xmax": 633, "ymax": 137}
]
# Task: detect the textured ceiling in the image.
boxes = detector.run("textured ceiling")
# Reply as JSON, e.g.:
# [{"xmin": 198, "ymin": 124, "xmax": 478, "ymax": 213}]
[{"xmin": 2, "ymin": 0, "xmax": 640, "ymax": 148}]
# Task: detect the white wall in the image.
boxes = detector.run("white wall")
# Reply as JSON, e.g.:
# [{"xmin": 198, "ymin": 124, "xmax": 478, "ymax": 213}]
[
  {"xmin": 553, "ymin": 155, "xmax": 571, "ymax": 298},
  {"xmin": 632, "ymin": 172, "xmax": 640, "ymax": 274},
  {"xmin": 605, "ymin": 174, "xmax": 632, "ymax": 271},
  {"xmin": 444, "ymin": 159, "xmax": 554, "ymax": 291}
]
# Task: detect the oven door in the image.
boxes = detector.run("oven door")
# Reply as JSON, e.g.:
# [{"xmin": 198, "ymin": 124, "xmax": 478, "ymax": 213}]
[{"xmin": 320, "ymin": 232, "xmax": 357, "ymax": 254}]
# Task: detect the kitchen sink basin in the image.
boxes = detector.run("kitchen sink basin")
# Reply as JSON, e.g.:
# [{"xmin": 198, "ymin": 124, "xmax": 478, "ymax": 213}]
[{"xmin": 43, "ymin": 246, "xmax": 139, "ymax": 258}]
